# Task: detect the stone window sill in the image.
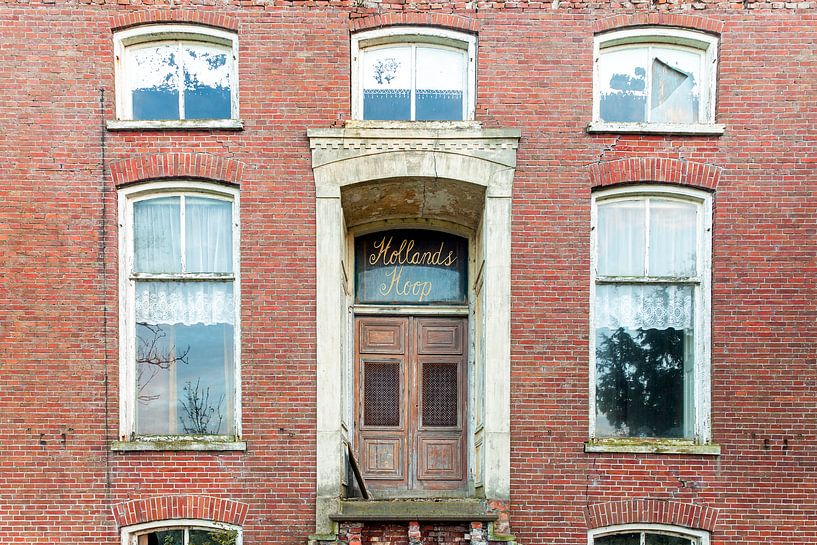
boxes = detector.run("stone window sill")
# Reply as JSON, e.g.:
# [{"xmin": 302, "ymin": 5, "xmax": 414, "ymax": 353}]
[
  {"xmin": 111, "ymin": 438, "xmax": 247, "ymax": 452},
  {"xmin": 586, "ymin": 121, "xmax": 725, "ymax": 136},
  {"xmin": 330, "ymin": 499, "xmax": 499, "ymax": 522},
  {"xmin": 585, "ymin": 439, "xmax": 721, "ymax": 456},
  {"xmin": 106, "ymin": 119, "xmax": 244, "ymax": 131},
  {"xmin": 344, "ymin": 119, "xmax": 481, "ymax": 131}
]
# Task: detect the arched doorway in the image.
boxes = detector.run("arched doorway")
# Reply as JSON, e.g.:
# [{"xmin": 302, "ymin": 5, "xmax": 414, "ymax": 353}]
[{"xmin": 309, "ymin": 124, "xmax": 519, "ymax": 532}]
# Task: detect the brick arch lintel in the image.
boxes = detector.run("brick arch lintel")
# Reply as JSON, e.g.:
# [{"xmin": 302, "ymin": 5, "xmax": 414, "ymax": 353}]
[
  {"xmin": 349, "ymin": 13, "xmax": 479, "ymax": 34},
  {"xmin": 111, "ymin": 9, "xmax": 239, "ymax": 32},
  {"xmin": 112, "ymin": 495, "xmax": 249, "ymax": 528},
  {"xmin": 588, "ymin": 158, "xmax": 720, "ymax": 191},
  {"xmin": 593, "ymin": 13, "xmax": 724, "ymax": 35},
  {"xmin": 109, "ymin": 153, "xmax": 245, "ymax": 187},
  {"xmin": 585, "ymin": 499, "xmax": 719, "ymax": 532}
]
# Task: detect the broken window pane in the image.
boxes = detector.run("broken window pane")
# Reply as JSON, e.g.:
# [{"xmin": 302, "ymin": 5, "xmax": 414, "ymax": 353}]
[
  {"xmin": 598, "ymin": 44, "xmax": 702, "ymax": 124},
  {"xmin": 650, "ymin": 47, "xmax": 700, "ymax": 124}
]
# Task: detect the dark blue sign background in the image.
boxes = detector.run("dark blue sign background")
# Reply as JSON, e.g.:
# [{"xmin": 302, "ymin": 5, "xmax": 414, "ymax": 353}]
[{"xmin": 355, "ymin": 230, "xmax": 468, "ymax": 305}]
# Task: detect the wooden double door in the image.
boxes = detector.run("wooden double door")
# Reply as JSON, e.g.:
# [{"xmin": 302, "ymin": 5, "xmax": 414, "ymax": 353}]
[{"xmin": 355, "ymin": 316, "xmax": 467, "ymax": 494}]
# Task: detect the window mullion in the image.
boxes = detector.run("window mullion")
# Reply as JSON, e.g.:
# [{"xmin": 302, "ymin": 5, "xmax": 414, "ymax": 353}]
[
  {"xmin": 640, "ymin": 532, "xmax": 646, "ymax": 545},
  {"xmin": 177, "ymin": 42, "xmax": 186, "ymax": 120},
  {"xmin": 644, "ymin": 198, "xmax": 651, "ymax": 277},
  {"xmin": 180, "ymin": 194, "xmax": 186, "ymax": 273}
]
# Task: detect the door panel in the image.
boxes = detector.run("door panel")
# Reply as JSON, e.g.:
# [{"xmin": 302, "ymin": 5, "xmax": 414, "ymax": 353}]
[
  {"xmin": 361, "ymin": 436, "xmax": 405, "ymax": 480},
  {"xmin": 360, "ymin": 319, "xmax": 407, "ymax": 354},
  {"xmin": 417, "ymin": 319, "xmax": 464, "ymax": 355},
  {"xmin": 356, "ymin": 316, "xmax": 467, "ymax": 495}
]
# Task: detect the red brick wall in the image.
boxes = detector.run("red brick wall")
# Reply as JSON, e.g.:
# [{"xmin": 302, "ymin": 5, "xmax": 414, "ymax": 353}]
[{"xmin": 1, "ymin": 3, "xmax": 815, "ymax": 545}]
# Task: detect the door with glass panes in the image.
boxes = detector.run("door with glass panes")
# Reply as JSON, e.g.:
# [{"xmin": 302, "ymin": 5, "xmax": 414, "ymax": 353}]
[{"xmin": 355, "ymin": 316, "xmax": 466, "ymax": 493}]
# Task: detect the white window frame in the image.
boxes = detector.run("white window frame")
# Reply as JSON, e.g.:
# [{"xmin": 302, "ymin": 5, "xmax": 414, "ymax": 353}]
[
  {"xmin": 588, "ymin": 185, "xmax": 713, "ymax": 453},
  {"xmin": 116, "ymin": 181, "xmax": 243, "ymax": 449},
  {"xmin": 351, "ymin": 26, "xmax": 477, "ymax": 121},
  {"xmin": 111, "ymin": 24, "xmax": 241, "ymax": 130},
  {"xmin": 121, "ymin": 519, "xmax": 243, "ymax": 545},
  {"xmin": 589, "ymin": 27, "xmax": 723, "ymax": 135},
  {"xmin": 589, "ymin": 524, "xmax": 710, "ymax": 545}
]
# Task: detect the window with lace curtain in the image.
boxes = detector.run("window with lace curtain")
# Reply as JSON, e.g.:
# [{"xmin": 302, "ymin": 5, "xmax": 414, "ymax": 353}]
[
  {"xmin": 590, "ymin": 186, "xmax": 711, "ymax": 443},
  {"xmin": 351, "ymin": 27, "xmax": 476, "ymax": 121},
  {"xmin": 118, "ymin": 182, "xmax": 240, "ymax": 442}
]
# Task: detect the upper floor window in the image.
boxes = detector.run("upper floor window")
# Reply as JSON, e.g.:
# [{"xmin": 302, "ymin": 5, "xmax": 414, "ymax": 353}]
[
  {"xmin": 118, "ymin": 182, "xmax": 241, "ymax": 445},
  {"xmin": 113, "ymin": 25, "xmax": 240, "ymax": 128},
  {"xmin": 122, "ymin": 520, "xmax": 242, "ymax": 545},
  {"xmin": 589, "ymin": 525, "xmax": 710, "ymax": 545},
  {"xmin": 351, "ymin": 27, "xmax": 476, "ymax": 121},
  {"xmin": 590, "ymin": 28, "xmax": 722, "ymax": 134},
  {"xmin": 591, "ymin": 186, "xmax": 712, "ymax": 443}
]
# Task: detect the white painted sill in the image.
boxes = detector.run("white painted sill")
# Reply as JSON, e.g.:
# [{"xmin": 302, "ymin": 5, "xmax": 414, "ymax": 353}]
[
  {"xmin": 585, "ymin": 439, "xmax": 721, "ymax": 456},
  {"xmin": 106, "ymin": 119, "xmax": 244, "ymax": 131},
  {"xmin": 586, "ymin": 121, "xmax": 725, "ymax": 136},
  {"xmin": 111, "ymin": 437, "xmax": 247, "ymax": 452}
]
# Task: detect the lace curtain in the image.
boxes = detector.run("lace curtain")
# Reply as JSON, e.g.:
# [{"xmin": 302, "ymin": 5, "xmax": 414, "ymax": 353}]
[
  {"xmin": 596, "ymin": 284, "xmax": 693, "ymax": 330},
  {"xmin": 597, "ymin": 198, "xmax": 697, "ymax": 277},
  {"xmin": 134, "ymin": 196, "xmax": 232, "ymax": 273},
  {"xmin": 136, "ymin": 281, "xmax": 234, "ymax": 326},
  {"xmin": 133, "ymin": 195, "xmax": 234, "ymax": 326}
]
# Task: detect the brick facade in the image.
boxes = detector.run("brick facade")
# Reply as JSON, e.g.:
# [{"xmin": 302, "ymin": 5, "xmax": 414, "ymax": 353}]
[{"xmin": 1, "ymin": 2, "xmax": 815, "ymax": 545}]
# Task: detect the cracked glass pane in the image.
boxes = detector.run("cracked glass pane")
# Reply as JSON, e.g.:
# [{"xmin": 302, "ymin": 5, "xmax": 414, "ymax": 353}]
[
  {"xmin": 650, "ymin": 47, "xmax": 700, "ymax": 123},
  {"xmin": 599, "ymin": 44, "xmax": 702, "ymax": 124}
]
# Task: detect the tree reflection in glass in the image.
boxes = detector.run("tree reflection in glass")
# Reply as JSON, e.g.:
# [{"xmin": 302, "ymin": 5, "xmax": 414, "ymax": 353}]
[{"xmin": 595, "ymin": 325, "xmax": 688, "ymax": 438}]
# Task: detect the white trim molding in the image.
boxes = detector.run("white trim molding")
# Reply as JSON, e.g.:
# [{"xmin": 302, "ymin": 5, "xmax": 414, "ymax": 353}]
[
  {"xmin": 591, "ymin": 27, "xmax": 721, "ymax": 135},
  {"xmin": 589, "ymin": 185, "xmax": 714, "ymax": 453},
  {"xmin": 117, "ymin": 180, "xmax": 242, "ymax": 449},
  {"xmin": 112, "ymin": 24, "xmax": 240, "ymax": 129},
  {"xmin": 589, "ymin": 523, "xmax": 710, "ymax": 545},
  {"xmin": 307, "ymin": 124, "xmax": 519, "ymax": 534},
  {"xmin": 121, "ymin": 519, "xmax": 243, "ymax": 545},
  {"xmin": 351, "ymin": 26, "xmax": 477, "ymax": 121}
]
